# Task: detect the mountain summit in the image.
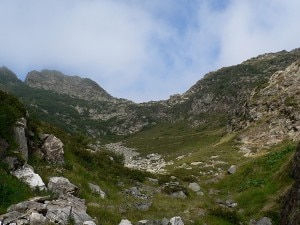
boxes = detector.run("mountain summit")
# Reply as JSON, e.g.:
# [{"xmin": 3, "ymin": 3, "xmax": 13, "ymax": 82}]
[{"xmin": 25, "ymin": 70, "xmax": 114, "ymax": 102}]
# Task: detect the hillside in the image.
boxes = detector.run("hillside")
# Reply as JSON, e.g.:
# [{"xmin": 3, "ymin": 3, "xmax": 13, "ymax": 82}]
[{"xmin": 0, "ymin": 48, "xmax": 300, "ymax": 225}]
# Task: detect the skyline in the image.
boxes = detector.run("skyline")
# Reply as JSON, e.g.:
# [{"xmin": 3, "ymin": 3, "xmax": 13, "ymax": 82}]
[{"xmin": 1, "ymin": 0, "xmax": 300, "ymax": 102}]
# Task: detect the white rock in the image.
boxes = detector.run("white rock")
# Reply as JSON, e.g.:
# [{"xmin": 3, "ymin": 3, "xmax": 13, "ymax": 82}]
[
  {"xmin": 227, "ymin": 165, "xmax": 237, "ymax": 174},
  {"xmin": 12, "ymin": 165, "xmax": 46, "ymax": 191},
  {"xmin": 170, "ymin": 216, "xmax": 184, "ymax": 225},
  {"xmin": 88, "ymin": 183, "xmax": 106, "ymax": 199},
  {"xmin": 119, "ymin": 219, "xmax": 133, "ymax": 225},
  {"xmin": 188, "ymin": 182, "xmax": 201, "ymax": 192},
  {"xmin": 29, "ymin": 212, "xmax": 48, "ymax": 225},
  {"xmin": 83, "ymin": 221, "xmax": 97, "ymax": 225}
]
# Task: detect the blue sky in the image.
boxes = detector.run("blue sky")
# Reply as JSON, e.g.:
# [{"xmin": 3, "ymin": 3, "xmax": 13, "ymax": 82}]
[{"xmin": 0, "ymin": 0, "xmax": 300, "ymax": 102}]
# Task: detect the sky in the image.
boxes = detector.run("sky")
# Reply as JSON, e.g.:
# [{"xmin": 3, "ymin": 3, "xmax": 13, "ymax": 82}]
[{"xmin": 0, "ymin": 0, "xmax": 300, "ymax": 103}]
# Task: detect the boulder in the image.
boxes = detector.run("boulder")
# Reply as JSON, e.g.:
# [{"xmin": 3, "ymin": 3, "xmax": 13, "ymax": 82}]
[
  {"xmin": 29, "ymin": 212, "xmax": 49, "ymax": 225},
  {"xmin": 250, "ymin": 217, "xmax": 272, "ymax": 225},
  {"xmin": 13, "ymin": 118, "xmax": 28, "ymax": 161},
  {"xmin": 119, "ymin": 219, "xmax": 133, "ymax": 225},
  {"xmin": 11, "ymin": 165, "xmax": 46, "ymax": 191},
  {"xmin": 227, "ymin": 165, "xmax": 237, "ymax": 174},
  {"xmin": 0, "ymin": 211, "xmax": 22, "ymax": 225},
  {"xmin": 48, "ymin": 176, "xmax": 79, "ymax": 196},
  {"xmin": 188, "ymin": 183, "xmax": 201, "ymax": 192},
  {"xmin": 88, "ymin": 183, "xmax": 106, "ymax": 199},
  {"xmin": 169, "ymin": 217, "xmax": 184, "ymax": 225},
  {"xmin": 46, "ymin": 195, "xmax": 92, "ymax": 225},
  {"xmin": 7, "ymin": 200, "xmax": 45, "ymax": 213},
  {"xmin": 41, "ymin": 134, "xmax": 64, "ymax": 164},
  {"xmin": 171, "ymin": 191, "xmax": 187, "ymax": 199}
]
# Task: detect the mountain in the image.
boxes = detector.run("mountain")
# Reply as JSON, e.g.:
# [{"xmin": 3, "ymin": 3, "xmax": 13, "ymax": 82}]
[{"xmin": 0, "ymin": 48, "xmax": 300, "ymax": 225}]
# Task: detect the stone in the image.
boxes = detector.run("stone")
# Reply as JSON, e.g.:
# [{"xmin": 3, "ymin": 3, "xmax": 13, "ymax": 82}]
[
  {"xmin": 41, "ymin": 134, "xmax": 64, "ymax": 164},
  {"xmin": 0, "ymin": 211, "xmax": 22, "ymax": 225},
  {"xmin": 188, "ymin": 183, "xmax": 201, "ymax": 192},
  {"xmin": 83, "ymin": 221, "xmax": 97, "ymax": 225},
  {"xmin": 11, "ymin": 165, "xmax": 46, "ymax": 191},
  {"xmin": 7, "ymin": 200, "xmax": 45, "ymax": 213},
  {"xmin": 169, "ymin": 216, "xmax": 184, "ymax": 225},
  {"xmin": 29, "ymin": 212, "xmax": 48, "ymax": 225},
  {"xmin": 171, "ymin": 191, "xmax": 187, "ymax": 199},
  {"xmin": 46, "ymin": 195, "xmax": 92, "ymax": 225},
  {"xmin": 135, "ymin": 202, "xmax": 151, "ymax": 211},
  {"xmin": 250, "ymin": 217, "xmax": 272, "ymax": 225},
  {"xmin": 14, "ymin": 118, "xmax": 28, "ymax": 161},
  {"xmin": 162, "ymin": 218, "xmax": 171, "ymax": 225},
  {"xmin": 119, "ymin": 219, "xmax": 133, "ymax": 225},
  {"xmin": 227, "ymin": 165, "xmax": 237, "ymax": 174},
  {"xmin": 48, "ymin": 176, "xmax": 79, "ymax": 196},
  {"xmin": 88, "ymin": 183, "xmax": 106, "ymax": 199}
]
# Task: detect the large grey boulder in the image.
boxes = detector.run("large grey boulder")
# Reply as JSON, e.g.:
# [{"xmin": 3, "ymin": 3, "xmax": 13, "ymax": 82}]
[
  {"xmin": 11, "ymin": 164, "xmax": 46, "ymax": 191},
  {"xmin": 0, "ymin": 211, "xmax": 22, "ymax": 225},
  {"xmin": 14, "ymin": 118, "xmax": 28, "ymax": 161},
  {"xmin": 41, "ymin": 134, "xmax": 64, "ymax": 164},
  {"xmin": 48, "ymin": 176, "xmax": 79, "ymax": 196}
]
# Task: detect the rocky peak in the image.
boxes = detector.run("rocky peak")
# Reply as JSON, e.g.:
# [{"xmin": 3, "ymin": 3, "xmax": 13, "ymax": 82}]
[
  {"xmin": 25, "ymin": 69, "xmax": 115, "ymax": 102},
  {"xmin": 0, "ymin": 66, "xmax": 21, "ymax": 85}
]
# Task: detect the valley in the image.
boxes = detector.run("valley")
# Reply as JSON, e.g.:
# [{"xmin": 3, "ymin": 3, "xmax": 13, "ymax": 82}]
[{"xmin": 0, "ymin": 48, "xmax": 299, "ymax": 225}]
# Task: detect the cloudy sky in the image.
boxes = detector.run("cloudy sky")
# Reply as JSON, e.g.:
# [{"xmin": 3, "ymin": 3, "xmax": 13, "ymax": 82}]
[{"xmin": 0, "ymin": 0, "xmax": 300, "ymax": 102}]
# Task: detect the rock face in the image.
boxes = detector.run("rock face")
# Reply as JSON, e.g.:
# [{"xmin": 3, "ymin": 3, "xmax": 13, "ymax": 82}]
[
  {"xmin": 11, "ymin": 164, "xmax": 46, "ymax": 191},
  {"xmin": 231, "ymin": 61, "xmax": 300, "ymax": 153},
  {"xmin": 280, "ymin": 142, "xmax": 300, "ymax": 225},
  {"xmin": 13, "ymin": 118, "xmax": 28, "ymax": 161},
  {"xmin": 41, "ymin": 134, "xmax": 64, "ymax": 164},
  {"xmin": 25, "ymin": 70, "xmax": 114, "ymax": 102}
]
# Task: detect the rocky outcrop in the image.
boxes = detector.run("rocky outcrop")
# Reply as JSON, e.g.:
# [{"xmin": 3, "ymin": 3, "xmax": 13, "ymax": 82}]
[
  {"xmin": 231, "ymin": 61, "xmax": 300, "ymax": 154},
  {"xmin": 11, "ymin": 164, "xmax": 46, "ymax": 191},
  {"xmin": 13, "ymin": 118, "xmax": 28, "ymax": 161},
  {"xmin": 41, "ymin": 134, "xmax": 64, "ymax": 164},
  {"xmin": 280, "ymin": 142, "xmax": 300, "ymax": 225},
  {"xmin": 105, "ymin": 142, "xmax": 171, "ymax": 174},
  {"xmin": 0, "ymin": 177, "xmax": 95, "ymax": 225}
]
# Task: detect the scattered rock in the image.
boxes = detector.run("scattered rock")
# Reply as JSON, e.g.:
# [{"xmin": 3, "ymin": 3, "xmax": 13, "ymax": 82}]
[
  {"xmin": 14, "ymin": 117, "xmax": 28, "ymax": 161},
  {"xmin": 11, "ymin": 164, "xmax": 46, "ymax": 191},
  {"xmin": 169, "ymin": 216, "xmax": 184, "ymax": 225},
  {"xmin": 217, "ymin": 199, "xmax": 238, "ymax": 208},
  {"xmin": 227, "ymin": 165, "xmax": 237, "ymax": 174},
  {"xmin": 249, "ymin": 217, "xmax": 272, "ymax": 225},
  {"xmin": 48, "ymin": 176, "xmax": 79, "ymax": 196},
  {"xmin": 41, "ymin": 134, "xmax": 64, "ymax": 164},
  {"xmin": 135, "ymin": 202, "xmax": 152, "ymax": 211},
  {"xmin": 188, "ymin": 182, "xmax": 201, "ymax": 192},
  {"xmin": 171, "ymin": 191, "xmax": 187, "ymax": 199},
  {"xmin": 88, "ymin": 183, "xmax": 106, "ymax": 199},
  {"xmin": 119, "ymin": 219, "xmax": 133, "ymax": 225}
]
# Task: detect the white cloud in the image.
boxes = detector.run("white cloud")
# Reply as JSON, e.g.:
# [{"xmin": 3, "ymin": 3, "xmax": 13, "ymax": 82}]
[{"xmin": 0, "ymin": 0, "xmax": 300, "ymax": 102}]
